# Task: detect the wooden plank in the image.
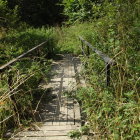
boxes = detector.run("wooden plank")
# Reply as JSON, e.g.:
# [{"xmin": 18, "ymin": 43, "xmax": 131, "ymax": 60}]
[
  {"xmin": 16, "ymin": 130, "xmax": 71, "ymax": 137},
  {"xmin": 11, "ymin": 54, "xmax": 81, "ymax": 140},
  {"xmin": 74, "ymin": 100, "xmax": 81, "ymax": 126},
  {"xmin": 38, "ymin": 125, "xmax": 77, "ymax": 130},
  {"xmin": 12, "ymin": 136, "xmax": 71, "ymax": 140}
]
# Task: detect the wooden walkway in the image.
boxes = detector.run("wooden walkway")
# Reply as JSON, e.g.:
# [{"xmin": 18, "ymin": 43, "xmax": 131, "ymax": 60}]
[{"xmin": 11, "ymin": 54, "xmax": 84, "ymax": 140}]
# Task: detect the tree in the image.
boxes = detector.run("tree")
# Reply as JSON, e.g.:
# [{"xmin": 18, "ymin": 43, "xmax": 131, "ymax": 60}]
[
  {"xmin": 62, "ymin": 0, "xmax": 105, "ymax": 24},
  {"xmin": 0, "ymin": 0, "xmax": 19, "ymax": 28},
  {"xmin": 6, "ymin": 0, "xmax": 64, "ymax": 26}
]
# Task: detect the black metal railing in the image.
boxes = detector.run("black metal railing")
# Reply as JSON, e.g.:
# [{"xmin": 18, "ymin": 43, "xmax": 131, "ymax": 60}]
[
  {"xmin": 79, "ymin": 36, "xmax": 115, "ymax": 86},
  {"xmin": 0, "ymin": 41, "xmax": 48, "ymax": 73},
  {"xmin": 0, "ymin": 41, "xmax": 48, "ymax": 124}
]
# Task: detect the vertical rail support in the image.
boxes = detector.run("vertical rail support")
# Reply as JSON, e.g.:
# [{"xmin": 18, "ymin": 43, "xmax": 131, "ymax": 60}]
[
  {"xmin": 87, "ymin": 45, "xmax": 90, "ymax": 56},
  {"xmin": 37, "ymin": 48, "xmax": 40, "ymax": 57},
  {"xmin": 79, "ymin": 36, "xmax": 114, "ymax": 87},
  {"xmin": 8, "ymin": 71, "xmax": 13, "ymax": 91},
  {"xmin": 81, "ymin": 40, "xmax": 84, "ymax": 55},
  {"xmin": 106, "ymin": 63, "xmax": 110, "ymax": 86}
]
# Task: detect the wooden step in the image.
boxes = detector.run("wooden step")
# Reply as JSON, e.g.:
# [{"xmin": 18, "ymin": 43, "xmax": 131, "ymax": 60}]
[
  {"xmin": 38, "ymin": 124, "xmax": 79, "ymax": 130},
  {"xmin": 12, "ymin": 136, "xmax": 71, "ymax": 140},
  {"xmin": 16, "ymin": 130, "xmax": 72, "ymax": 137}
]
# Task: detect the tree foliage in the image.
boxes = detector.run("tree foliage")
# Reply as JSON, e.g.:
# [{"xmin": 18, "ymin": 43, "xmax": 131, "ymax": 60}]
[
  {"xmin": 62, "ymin": 0, "xmax": 105, "ymax": 24},
  {"xmin": 0, "ymin": 0, "xmax": 140, "ymax": 139},
  {"xmin": 0, "ymin": 0, "xmax": 19, "ymax": 28},
  {"xmin": 60, "ymin": 0, "xmax": 140, "ymax": 139},
  {"xmin": 2, "ymin": 0, "xmax": 64, "ymax": 27}
]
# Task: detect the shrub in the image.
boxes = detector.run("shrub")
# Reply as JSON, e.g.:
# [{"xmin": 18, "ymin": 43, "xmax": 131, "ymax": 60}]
[{"xmin": 0, "ymin": 26, "xmax": 57, "ymax": 137}]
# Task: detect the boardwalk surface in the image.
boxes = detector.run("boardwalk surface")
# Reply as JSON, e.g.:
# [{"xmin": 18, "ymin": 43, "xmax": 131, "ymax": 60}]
[{"xmin": 11, "ymin": 54, "xmax": 84, "ymax": 140}]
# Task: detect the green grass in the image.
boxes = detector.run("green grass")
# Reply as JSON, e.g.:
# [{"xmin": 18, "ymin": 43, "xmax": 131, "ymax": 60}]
[
  {"xmin": 75, "ymin": 87, "xmax": 140, "ymax": 139},
  {"xmin": 0, "ymin": 27, "xmax": 58, "ymax": 65},
  {"xmin": 0, "ymin": 26, "xmax": 57, "ymax": 138},
  {"xmin": 0, "ymin": 9, "xmax": 139, "ymax": 139},
  {"xmin": 55, "ymin": 22, "xmax": 95, "ymax": 54}
]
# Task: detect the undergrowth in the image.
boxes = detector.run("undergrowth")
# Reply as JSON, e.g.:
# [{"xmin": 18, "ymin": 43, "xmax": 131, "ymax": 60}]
[
  {"xmin": 59, "ymin": 0, "xmax": 140, "ymax": 139},
  {"xmin": 0, "ymin": 0, "xmax": 139, "ymax": 139},
  {"xmin": 0, "ymin": 26, "xmax": 57, "ymax": 138},
  {"xmin": 76, "ymin": 87, "xmax": 140, "ymax": 139},
  {"xmin": 55, "ymin": 22, "xmax": 94, "ymax": 54}
]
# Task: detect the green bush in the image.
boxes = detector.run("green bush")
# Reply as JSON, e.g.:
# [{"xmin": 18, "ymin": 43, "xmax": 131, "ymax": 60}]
[
  {"xmin": 0, "ymin": 26, "xmax": 56, "ymax": 137},
  {"xmin": 62, "ymin": 0, "xmax": 103, "ymax": 24},
  {"xmin": 0, "ymin": 27, "xmax": 57, "ymax": 64},
  {"xmin": 0, "ymin": 0, "xmax": 19, "ymax": 28},
  {"xmin": 56, "ymin": 22, "xmax": 95, "ymax": 54},
  {"xmin": 76, "ymin": 87, "xmax": 140, "ymax": 139},
  {"xmin": 60, "ymin": 0, "xmax": 140, "ymax": 139}
]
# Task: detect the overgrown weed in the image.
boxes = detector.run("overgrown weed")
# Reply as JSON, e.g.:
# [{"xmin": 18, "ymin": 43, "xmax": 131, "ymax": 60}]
[
  {"xmin": 0, "ymin": 26, "xmax": 57, "ymax": 138},
  {"xmin": 59, "ymin": 1, "xmax": 140, "ymax": 139}
]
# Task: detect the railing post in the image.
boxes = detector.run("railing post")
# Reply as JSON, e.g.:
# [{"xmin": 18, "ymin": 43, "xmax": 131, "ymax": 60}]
[
  {"xmin": 87, "ymin": 46, "xmax": 90, "ymax": 56},
  {"xmin": 81, "ymin": 40, "xmax": 84, "ymax": 55},
  {"xmin": 79, "ymin": 36, "xmax": 114, "ymax": 87},
  {"xmin": 106, "ymin": 63, "xmax": 110, "ymax": 86}
]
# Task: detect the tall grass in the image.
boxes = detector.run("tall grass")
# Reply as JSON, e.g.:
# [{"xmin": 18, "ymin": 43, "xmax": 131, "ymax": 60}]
[
  {"xmin": 0, "ymin": 26, "xmax": 58, "ymax": 138},
  {"xmin": 0, "ymin": 1, "xmax": 139, "ymax": 138},
  {"xmin": 0, "ymin": 27, "xmax": 57, "ymax": 64},
  {"xmin": 55, "ymin": 1, "xmax": 140, "ymax": 139},
  {"xmin": 55, "ymin": 22, "xmax": 95, "ymax": 54}
]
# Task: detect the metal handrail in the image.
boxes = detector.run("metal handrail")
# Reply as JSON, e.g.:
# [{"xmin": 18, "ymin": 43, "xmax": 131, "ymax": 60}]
[
  {"xmin": 79, "ymin": 36, "xmax": 115, "ymax": 86},
  {"xmin": 0, "ymin": 41, "xmax": 48, "ymax": 72},
  {"xmin": 79, "ymin": 36, "xmax": 115, "ymax": 65},
  {"xmin": 0, "ymin": 40, "xmax": 48, "ymax": 124}
]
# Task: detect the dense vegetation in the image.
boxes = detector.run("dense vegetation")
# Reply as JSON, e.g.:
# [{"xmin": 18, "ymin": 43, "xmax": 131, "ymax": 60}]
[
  {"xmin": 0, "ymin": 27, "xmax": 57, "ymax": 137},
  {"xmin": 0, "ymin": 0, "xmax": 140, "ymax": 139},
  {"xmin": 3, "ymin": 0, "xmax": 63, "ymax": 26}
]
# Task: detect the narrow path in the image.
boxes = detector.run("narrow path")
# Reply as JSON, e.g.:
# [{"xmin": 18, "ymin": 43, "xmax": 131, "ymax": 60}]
[{"xmin": 12, "ymin": 54, "xmax": 84, "ymax": 140}]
